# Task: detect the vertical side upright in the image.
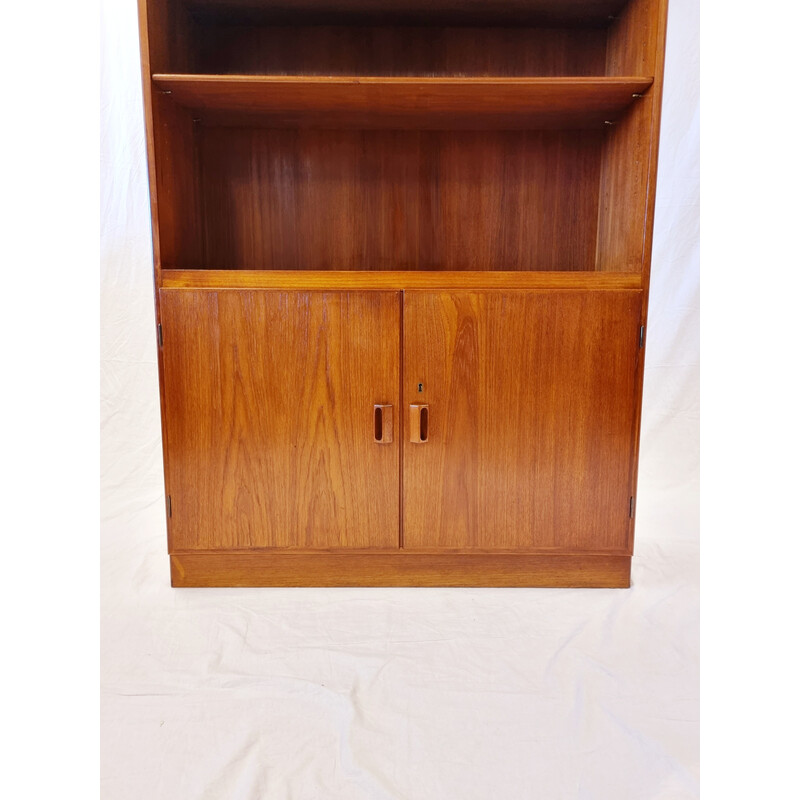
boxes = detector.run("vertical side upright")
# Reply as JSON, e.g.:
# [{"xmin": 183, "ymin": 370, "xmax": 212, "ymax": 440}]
[
  {"xmin": 596, "ymin": 0, "xmax": 669, "ymax": 276},
  {"xmin": 137, "ymin": 0, "xmax": 172, "ymax": 535},
  {"xmin": 138, "ymin": 0, "xmax": 202, "ymax": 276},
  {"xmin": 137, "ymin": 0, "xmax": 203, "ymax": 539},
  {"xmin": 398, "ymin": 291, "xmax": 405, "ymax": 548},
  {"xmin": 596, "ymin": 0, "xmax": 670, "ymax": 552},
  {"xmin": 137, "ymin": 0, "xmax": 163, "ymax": 276}
]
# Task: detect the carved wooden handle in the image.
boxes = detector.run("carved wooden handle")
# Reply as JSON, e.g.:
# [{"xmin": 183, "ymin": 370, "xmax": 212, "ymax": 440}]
[
  {"xmin": 374, "ymin": 405, "xmax": 393, "ymax": 444},
  {"xmin": 409, "ymin": 404, "xmax": 429, "ymax": 443}
]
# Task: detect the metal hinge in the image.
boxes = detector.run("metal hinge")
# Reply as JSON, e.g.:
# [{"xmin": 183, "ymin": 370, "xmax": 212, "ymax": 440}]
[
  {"xmin": 167, "ymin": 495, "xmax": 172, "ymax": 518},
  {"xmin": 158, "ymin": 323, "xmax": 163, "ymax": 348},
  {"xmin": 629, "ymin": 497, "xmax": 635, "ymax": 518},
  {"xmin": 639, "ymin": 325, "xmax": 645, "ymax": 348}
]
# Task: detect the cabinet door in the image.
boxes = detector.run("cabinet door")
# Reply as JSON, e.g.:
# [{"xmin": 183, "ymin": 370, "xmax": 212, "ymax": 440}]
[
  {"xmin": 160, "ymin": 289, "xmax": 400, "ymax": 550},
  {"xmin": 403, "ymin": 290, "xmax": 642, "ymax": 552}
]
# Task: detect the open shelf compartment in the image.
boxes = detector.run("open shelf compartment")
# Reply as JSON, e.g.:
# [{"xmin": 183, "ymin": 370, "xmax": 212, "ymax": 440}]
[
  {"xmin": 147, "ymin": 0, "xmax": 659, "ymax": 78},
  {"xmin": 145, "ymin": 0, "xmax": 661, "ymax": 274}
]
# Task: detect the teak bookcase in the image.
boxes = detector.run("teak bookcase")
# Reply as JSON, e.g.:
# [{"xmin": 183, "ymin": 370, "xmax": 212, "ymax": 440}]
[{"xmin": 138, "ymin": 0, "xmax": 669, "ymax": 588}]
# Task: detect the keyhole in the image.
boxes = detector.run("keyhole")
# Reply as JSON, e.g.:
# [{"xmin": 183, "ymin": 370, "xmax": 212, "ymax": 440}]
[{"xmin": 418, "ymin": 383, "xmax": 423, "ymax": 393}]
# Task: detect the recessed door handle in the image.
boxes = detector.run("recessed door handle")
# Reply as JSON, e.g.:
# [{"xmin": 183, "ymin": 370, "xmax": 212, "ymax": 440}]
[
  {"xmin": 409, "ymin": 404, "xmax": 429, "ymax": 443},
  {"xmin": 374, "ymin": 404, "xmax": 393, "ymax": 444}
]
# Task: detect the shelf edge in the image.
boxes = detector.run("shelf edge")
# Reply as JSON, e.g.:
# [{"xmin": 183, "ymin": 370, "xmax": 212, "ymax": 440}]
[
  {"xmin": 153, "ymin": 74, "xmax": 655, "ymax": 86},
  {"xmin": 161, "ymin": 270, "xmax": 643, "ymax": 290}
]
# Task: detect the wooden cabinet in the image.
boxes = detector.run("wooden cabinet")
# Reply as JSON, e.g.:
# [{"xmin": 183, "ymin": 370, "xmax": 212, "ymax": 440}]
[{"xmin": 138, "ymin": 0, "xmax": 669, "ymax": 587}]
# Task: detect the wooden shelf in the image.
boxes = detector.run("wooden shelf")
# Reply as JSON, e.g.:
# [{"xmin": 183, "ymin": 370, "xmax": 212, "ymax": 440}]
[
  {"xmin": 152, "ymin": 75, "xmax": 654, "ymax": 128},
  {"xmin": 161, "ymin": 270, "xmax": 643, "ymax": 291}
]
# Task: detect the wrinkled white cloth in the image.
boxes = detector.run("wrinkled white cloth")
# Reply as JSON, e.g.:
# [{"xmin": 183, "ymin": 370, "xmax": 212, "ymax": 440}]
[{"xmin": 100, "ymin": 0, "xmax": 699, "ymax": 795}]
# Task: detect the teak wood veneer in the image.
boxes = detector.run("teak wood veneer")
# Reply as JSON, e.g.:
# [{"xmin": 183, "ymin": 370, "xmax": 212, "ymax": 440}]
[{"xmin": 138, "ymin": 0, "xmax": 669, "ymax": 587}]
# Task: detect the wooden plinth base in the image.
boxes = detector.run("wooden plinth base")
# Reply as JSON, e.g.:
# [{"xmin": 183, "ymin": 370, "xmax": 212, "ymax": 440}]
[{"xmin": 170, "ymin": 552, "xmax": 631, "ymax": 588}]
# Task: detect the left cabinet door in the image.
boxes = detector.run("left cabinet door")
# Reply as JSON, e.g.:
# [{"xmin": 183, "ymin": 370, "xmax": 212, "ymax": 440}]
[{"xmin": 159, "ymin": 289, "xmax": 401, "ymax": 551}]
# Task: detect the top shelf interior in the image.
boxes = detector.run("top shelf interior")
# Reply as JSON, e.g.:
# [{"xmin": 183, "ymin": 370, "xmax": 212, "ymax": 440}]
[
  {"xmin": 183, "ymin": 0, "xmax": 632, "ymax": 27},
  {"xmin": 149, "ymin": 0, "xmax": 655, "ymax": 78}
]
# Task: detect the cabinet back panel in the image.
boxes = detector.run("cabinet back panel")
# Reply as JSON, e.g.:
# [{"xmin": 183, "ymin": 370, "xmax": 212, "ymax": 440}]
[
  {"xmin": 197, "ymin": 127, "xmax": 602, "ymax": 271},
  {"xmin": 191, "ymin": 25, "xmax": 607, "ymax": 76},
  {"xmin": 183, "ymin": 0, "xmax": 630, "ymax": 27}
]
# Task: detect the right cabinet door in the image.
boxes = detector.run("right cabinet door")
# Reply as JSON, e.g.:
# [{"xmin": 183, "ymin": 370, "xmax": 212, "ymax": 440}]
[{"xmin": 403, "ymin": 290, "xmax": 643, "ymax": 553}]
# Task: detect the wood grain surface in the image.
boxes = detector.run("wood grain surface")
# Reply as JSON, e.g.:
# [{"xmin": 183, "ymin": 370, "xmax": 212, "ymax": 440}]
[
  {"xmin": 184, "ymin": 0, "xmax": 631, "ymax": 27},
  {"xmin": 161, "ymin": 270, "xmax": 643, "ymax": 290},
  {"xmin": 171, "ymin": 552, "xmax": 632, "ymax": 587},
  {"xmin": 595, "ymin": 0, "xmax": 663, "ymax": 271},
  {"xmin": 150, "ymin": 92, "xmax": 202, "ymax": 270},
  {"xmin": 195, "ymin": 127, "xmax": 604, "ymax": 271},
  {"xmin": 153, "ymin": 75, "xmax": 652, "ymax": 129},
  {"xmin": 612, "ymin": 0, "xmax": 670, "ymax": 553},
  {"xmin": 606, "ymin": 0, "xmax": 660, "ymax": 77},
  {"xmin": 137, "ymin": 0, "xmax": 669, "ymax": 587},
  {"xmin": 596, "ymin": 96, "xmax": 652, "ymax": 271},
  {"xmin": 190, "ymin": 25, "xmax": 608, "ymax": 77},
  {"xmin": 159, "ymin": 288, "xmax": 401, "ymax": 550},
  {"xmin": 403, "ymin": 290, "xmax": 642, "ymax": 552}
]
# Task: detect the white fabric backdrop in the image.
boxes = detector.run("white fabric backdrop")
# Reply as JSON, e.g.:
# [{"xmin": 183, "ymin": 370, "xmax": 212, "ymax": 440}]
[{"xmin": 100, "ymin": 0, "xmax": 699, "ymax": 796}]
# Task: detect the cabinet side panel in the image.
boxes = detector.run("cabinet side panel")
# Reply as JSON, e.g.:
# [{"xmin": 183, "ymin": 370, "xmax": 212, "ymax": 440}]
[
  {"xmin": 160, "ymin": 289, "xmax": 401, "ymax": 550},
  {"xmin": 139, "ymin": 0, "xmax": 165, "ymax": 274},
  {"xmin": 403, "ymin": 290, "xmax": 642, "ymax": 552},
  {"xmin": 596, "ymin": 0, "xmax": 668, "ymax": 273},
  {"xmin": 599, "ymin": 0, "xmax": 669, "ymax": 551},
  {"xmin": 151, "ymin": 95, "xmax": 203, "ymax": 269},
  {"xmin": 141, "ymin": 2, "xmax": 202, "ymax": 272},
  {"xmin": 605, "ymin": 0, "xmax": 661, "ymax": 76},
  {"xmin": 145, "ymin": 0, "xmax": 196, "ymax": 73},
  {"xmin": 595, "ymin": 96, "xmax": 652, "ymax": 272}
]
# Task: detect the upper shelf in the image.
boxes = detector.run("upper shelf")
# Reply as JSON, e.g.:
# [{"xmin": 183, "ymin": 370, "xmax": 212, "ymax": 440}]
[{"xmin": 152, "ymin": 75, "xmax": 654, "ymax": 129}]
